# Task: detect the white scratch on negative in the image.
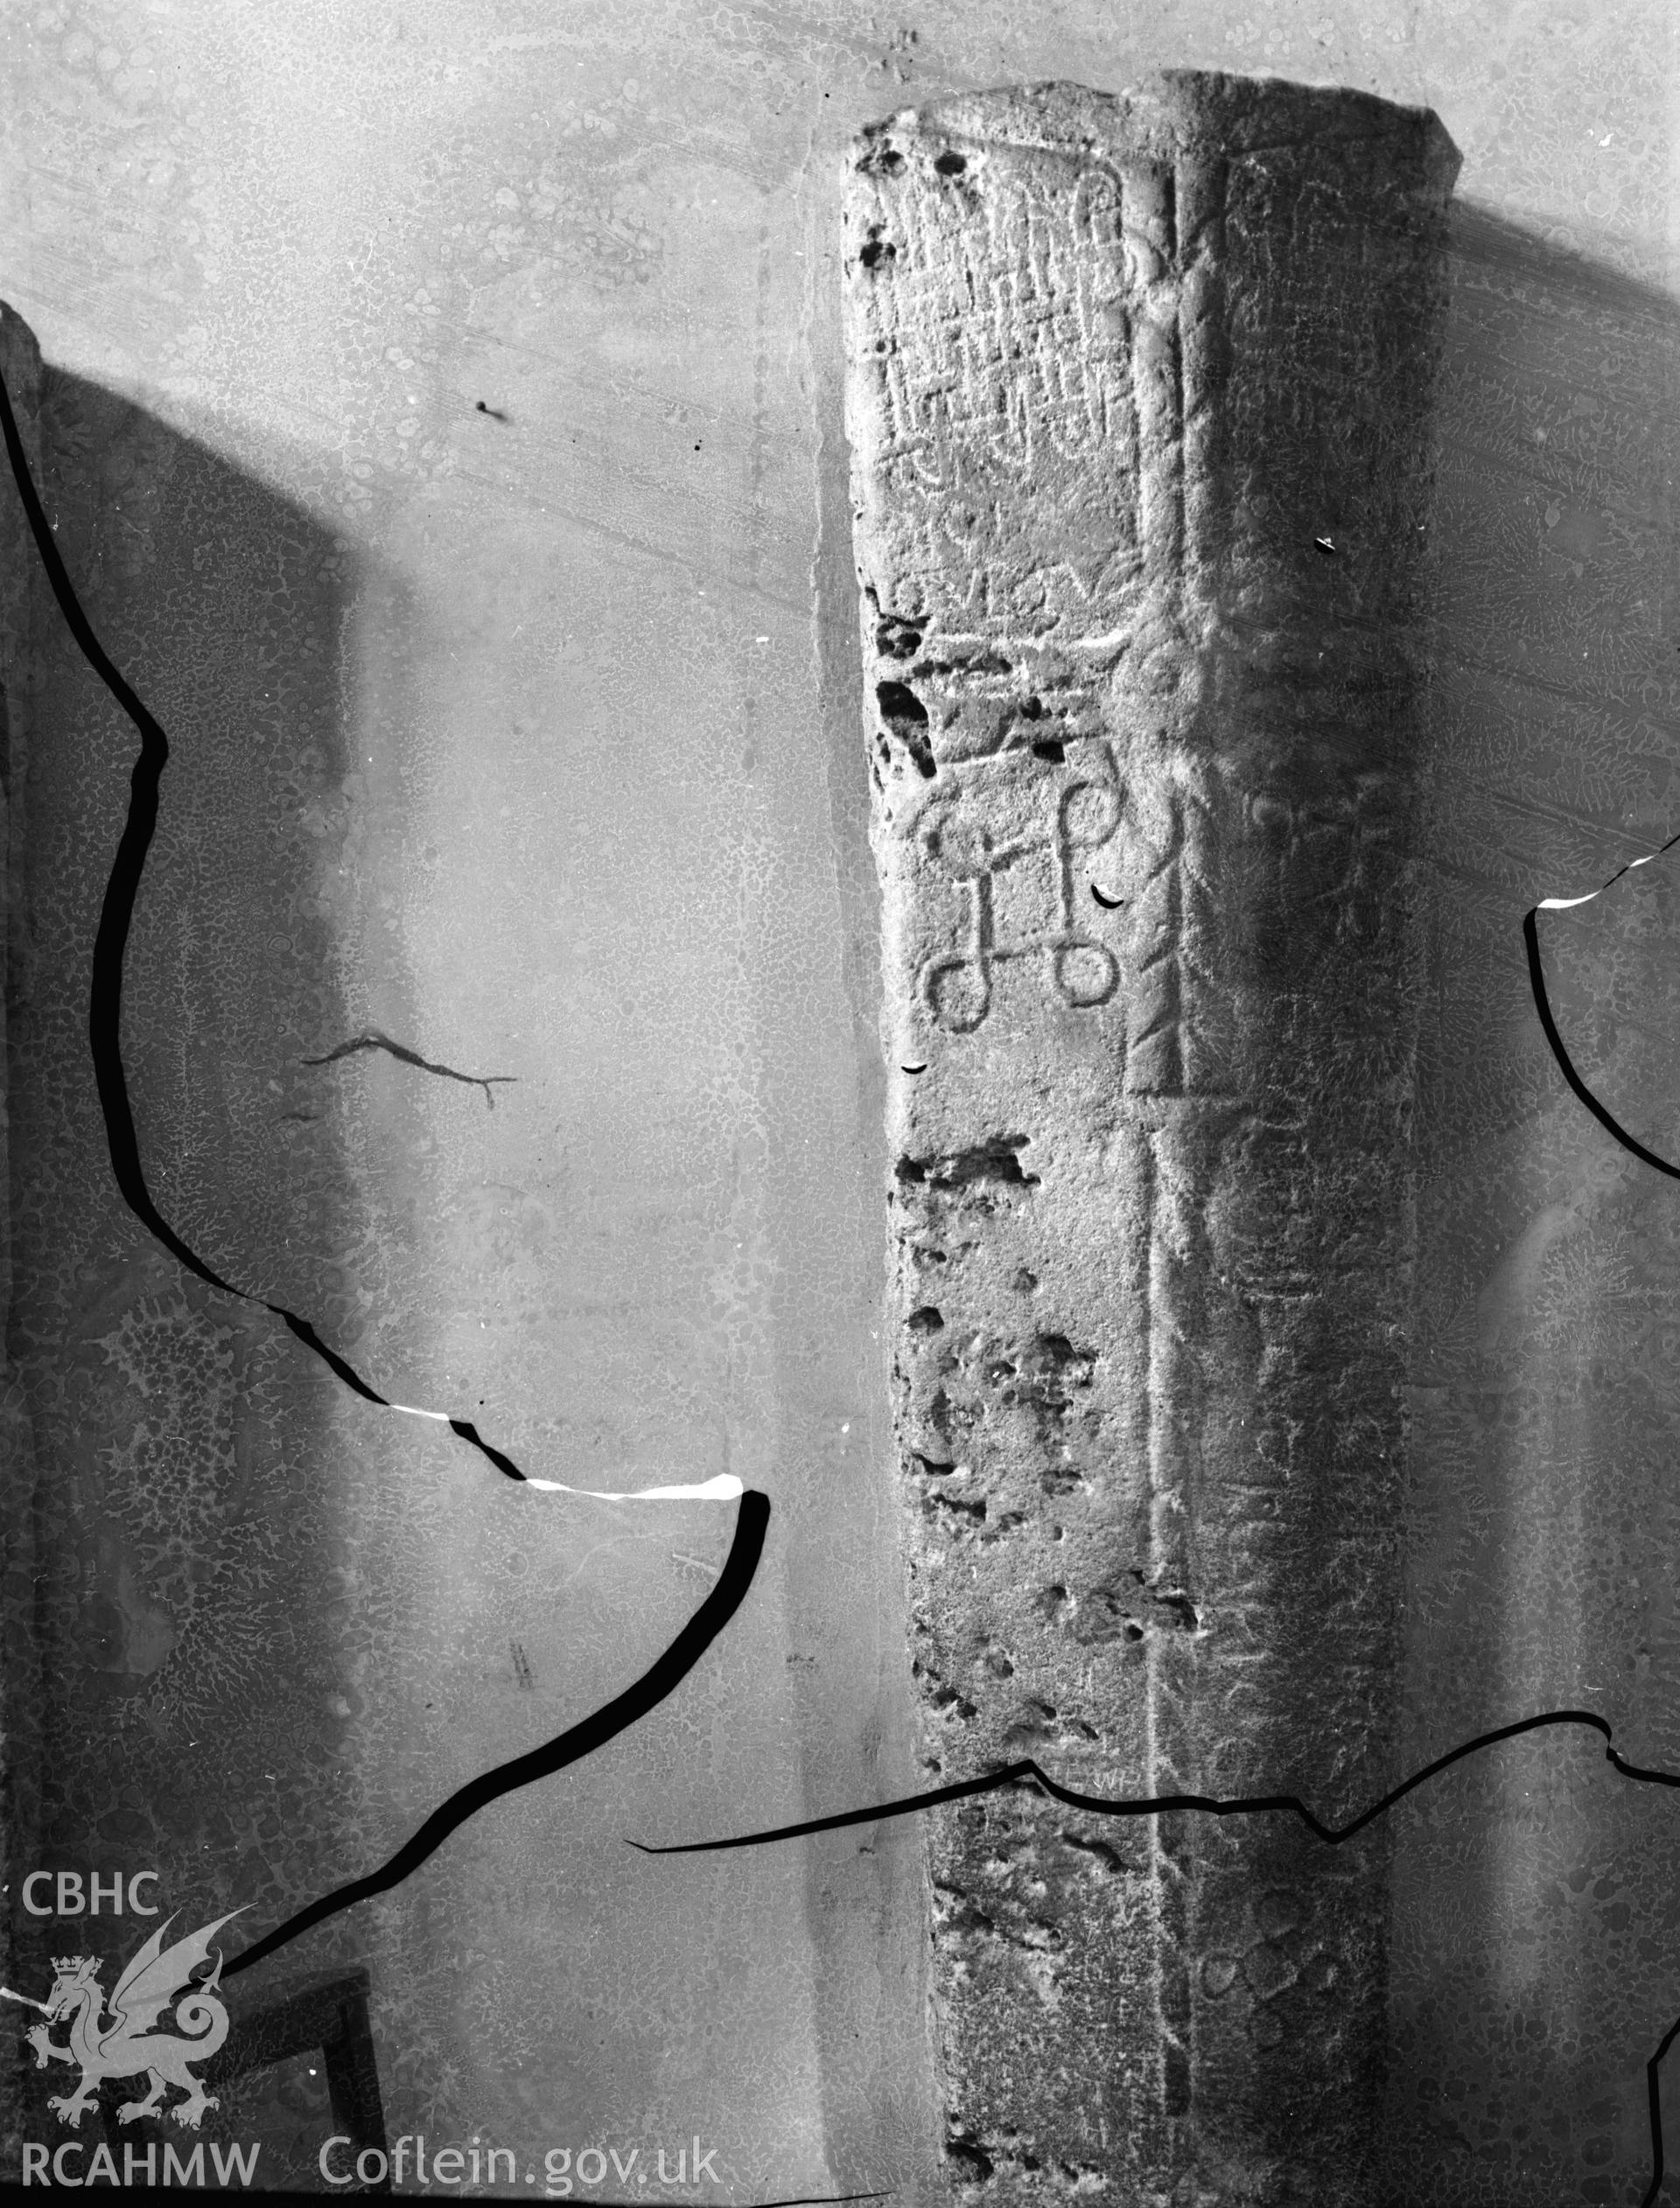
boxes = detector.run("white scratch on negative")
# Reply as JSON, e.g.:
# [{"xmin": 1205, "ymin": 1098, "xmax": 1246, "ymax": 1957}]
[{"xmin": 383, "ymin": 1402, "xmax": 743, "ymax": 1499}]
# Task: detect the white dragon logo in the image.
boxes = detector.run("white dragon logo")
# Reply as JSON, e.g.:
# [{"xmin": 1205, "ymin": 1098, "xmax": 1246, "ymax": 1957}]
[{"xmin": 20, "ymin": 1910, "xmax": 243, "ymax": 2131}]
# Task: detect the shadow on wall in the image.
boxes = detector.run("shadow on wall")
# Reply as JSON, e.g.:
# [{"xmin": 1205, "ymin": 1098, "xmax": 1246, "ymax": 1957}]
[
  {"xmin": 2, "ymin": 340, "xmax": 388, "ymax": 2182},
  {"xmin": 1386, "ymin": 206, "xmax": 1680, "ymax": 2202}
]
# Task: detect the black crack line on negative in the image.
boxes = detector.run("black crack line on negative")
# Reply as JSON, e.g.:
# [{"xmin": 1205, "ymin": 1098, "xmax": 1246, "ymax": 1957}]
[
  {"xmin": 1646, "ymin": 2009, "xmax": 1680, "ymax": 2208},
  {"xmin": 632, "ymin": 1705, "xmax": 1680, "ymax": 2207},
  {"xmin": 303, "ymin": 1027, "xmax": 515, "ymax": 1109},
  {"xmin": 737, "ymin": 2198, "xmax": 892, "ymax": 2207},
  {"xmin": 0, "ymin": 362, "xmax": 528, "ymax": 1489},
  {"xmin": 531, "ymin": 2197, "xmax": 890, "ymax": 2206},
  {"xmin": 225, "ymin": 1488, "xmax": 767, "ymax": 1978},
  {"xmin": 1525, "ymin": 907, "xmax": 1680, "ymax": 1181}
]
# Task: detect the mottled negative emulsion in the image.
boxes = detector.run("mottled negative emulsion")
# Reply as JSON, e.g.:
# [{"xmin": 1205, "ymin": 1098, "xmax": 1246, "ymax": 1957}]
[{"xmin": 844, "ymin": 74, "xmax": 1458, "ymax": 2204}]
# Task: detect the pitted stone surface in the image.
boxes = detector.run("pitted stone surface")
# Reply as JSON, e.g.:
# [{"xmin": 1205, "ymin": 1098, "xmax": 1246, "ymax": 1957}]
[{"xmin": 845, "ymin": 74, "xmax": 1458, "ymax": 2204}]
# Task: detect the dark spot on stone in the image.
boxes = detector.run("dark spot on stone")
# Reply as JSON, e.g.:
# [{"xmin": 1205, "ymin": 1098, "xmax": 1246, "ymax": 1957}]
[
  {"xmin": 1060, "ymin": 1828, "xmax": 1134, "ymax": 1875},
  {"xmin": 926, "ymin": 1674, "xmax": 979, "ymax": 1716},
  {"xmin": 934, "ymin": 150, "xmax": 968, "ymax": 176},
  {"xmin": 983, "ymin": 1509, "xmax": 1026, "ymax": 1541},
  {"xmin": 897, "ymin": 1135, "xmax": 1039, "ymax": 1188},
  {"xmin": 877, "ymin": 677, "xmax": 928, "ymax": 725},
  {"xmin": 924, "ymin": 1488, "xmax": 986, "ymax": 1525},
  {"xmin": 877, "ymin": 678, "xmax": 934, "ymax": 776},
  {"xmin": 907, "ymin": 1305, "xmax": 944, "ymax": 1334},
  {"xmin": 946, "ymin": 2134, "xmax": 994, "ymax": 2183},
  {"xmin": 876, "ymin": 615, "xmax": 924, "ymax": 658}
]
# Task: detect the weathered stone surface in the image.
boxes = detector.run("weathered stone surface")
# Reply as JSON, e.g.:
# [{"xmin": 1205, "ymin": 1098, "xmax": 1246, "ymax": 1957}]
[{"xmin": 844, "ymin": 74, "xmax": 1458, "ymax": 2204}]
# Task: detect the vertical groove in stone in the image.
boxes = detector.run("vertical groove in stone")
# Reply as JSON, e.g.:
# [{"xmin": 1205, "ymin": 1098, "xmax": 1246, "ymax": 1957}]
[{"xmin": 844, "ymin": 75, "xmax": 1458, "ymax": 2205}]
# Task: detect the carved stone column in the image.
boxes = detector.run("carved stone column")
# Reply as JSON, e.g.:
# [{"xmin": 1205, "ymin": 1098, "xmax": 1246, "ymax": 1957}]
[{"xmin": 844, "ymin": 75, "xmax": 1458, "ymax": 2205}]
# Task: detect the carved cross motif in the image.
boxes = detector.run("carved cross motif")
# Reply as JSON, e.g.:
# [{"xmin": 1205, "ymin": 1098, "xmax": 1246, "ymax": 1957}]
[{"xmin": 912, "ymin": 740, "xmax": 1123, "ymax": 1032}]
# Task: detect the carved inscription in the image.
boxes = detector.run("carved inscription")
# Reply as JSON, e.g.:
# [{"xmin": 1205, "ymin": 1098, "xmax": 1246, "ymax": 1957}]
[
  {"xmin": 911, "ymin": 740, "xmax": 1122, "ymax": 1032},
  {"xmin": 852, "ymin": 142, "xmax": 1198, "ymax": 643},
  {"xmin": 848, "ymin": 73, "xmax": 1456, "ymax": 2206}
]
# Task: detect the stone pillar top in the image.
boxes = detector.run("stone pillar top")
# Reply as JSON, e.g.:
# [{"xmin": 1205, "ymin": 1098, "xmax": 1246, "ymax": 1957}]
[{"xmin": 858, "ymin": 72, "xmax": 1460, "ymax": 188}]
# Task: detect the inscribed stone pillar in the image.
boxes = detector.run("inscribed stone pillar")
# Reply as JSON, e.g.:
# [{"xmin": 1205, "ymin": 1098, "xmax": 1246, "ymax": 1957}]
[{"xmin": 843, "ymin": 75, "xmax": 1458, "ymax": 2204}]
